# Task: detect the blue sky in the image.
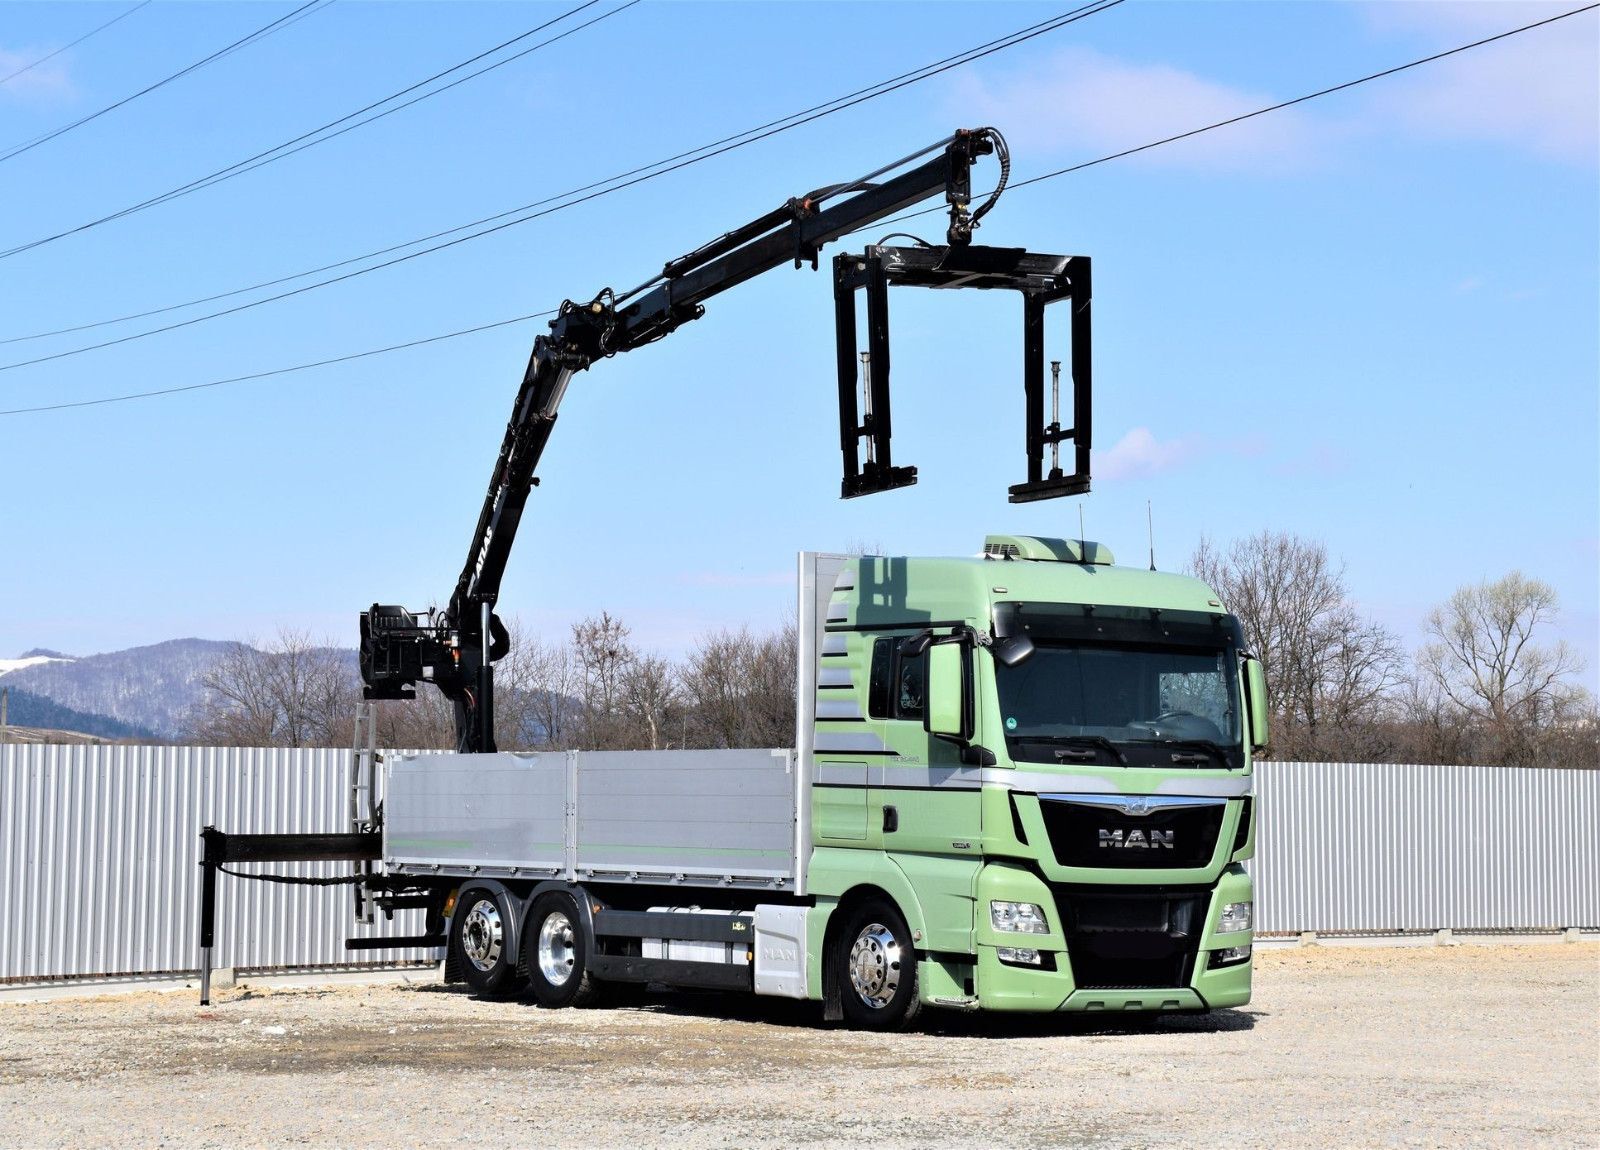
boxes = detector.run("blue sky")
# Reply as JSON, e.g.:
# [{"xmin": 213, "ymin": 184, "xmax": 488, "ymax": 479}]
[{"xmin": 1, "ymin": 1, "xmax": 1595, "ymax": 691}]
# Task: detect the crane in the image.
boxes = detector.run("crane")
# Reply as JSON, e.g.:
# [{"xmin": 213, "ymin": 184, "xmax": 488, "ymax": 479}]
[{"xmin": 358, "ymin": 128, "xmax": 1093, "ymax": 753}]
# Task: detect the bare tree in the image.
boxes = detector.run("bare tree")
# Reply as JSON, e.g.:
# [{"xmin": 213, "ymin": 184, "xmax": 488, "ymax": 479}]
[
  {"xmin": 369, "ymin": 690, "xmax": 456, "ymax": 752},
  {"xmin": 680, "ymin": 622, "xmax": 796, "ymax": 749},
  {"xmin": 518, "ymin": 632, "xmax": 581, "ymax": 750},
  {"xmin": 490, "ymin": 620, "xmax": 579, "ymax": 750},
  {"xmin": 190, "ymin": 641, "xmax": 280, "ymax": 746},
  {"xmin": 1418, "ymin": 572, "xmax": 1591, "ymax": 766},
  {"xmin": 621, "ymin": 653, "xmax": 678, "ymax": 750},
  {"xmin": 189, "ymin": 629, "xmax": 358, "ymax": 748},
  {"xmin": 1191, "ymin": 532, "xmax": 1405, "ymax": 760},
  {"xmin": 571, "ymin": 612, "xmax": 636, "ymax": 749}
]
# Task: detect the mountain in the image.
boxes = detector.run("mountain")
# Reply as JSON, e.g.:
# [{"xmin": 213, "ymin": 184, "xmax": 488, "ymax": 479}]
[
  {"xmin": 0, "ymin": 686, "xmax": 159, "ymax": 741},
  {"xmin": 0, "ymin": 639, "xmax": 237, "ymax": 739}
]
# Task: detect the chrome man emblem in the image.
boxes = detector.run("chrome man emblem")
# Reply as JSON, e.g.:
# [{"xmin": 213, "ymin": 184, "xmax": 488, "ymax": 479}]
[
  {"xmin": 1098, "ymin": 828, "xmax": 1175, "ymax": 849},
  {"xmin": 1117, "ymin": 796, "xmax": 1154, "ymax": 817}
]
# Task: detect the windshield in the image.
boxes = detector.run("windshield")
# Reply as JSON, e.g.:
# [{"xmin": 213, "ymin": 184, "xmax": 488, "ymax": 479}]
[
  {"xmin": 996, "ymin": 645, "xmax": 1240, "ymax": 747},
  {"xmin": 989, "ymin": 602, "xmax": 1244, "ymax": 768}
]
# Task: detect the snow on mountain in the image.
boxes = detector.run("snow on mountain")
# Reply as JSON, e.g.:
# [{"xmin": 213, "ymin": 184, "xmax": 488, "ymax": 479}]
[
  {"xmin": 1, "ymin": 639, "xmax": 237, "ymax": 739},
  {"xmin": 0, "ymin": 654, "xmax": 74, "ymax": 676}
]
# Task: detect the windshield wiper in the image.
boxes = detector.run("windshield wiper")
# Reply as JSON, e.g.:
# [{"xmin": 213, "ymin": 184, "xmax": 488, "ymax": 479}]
[
  {"xmin": 1030, "ymin": 735, "xmax": 1129, "ymax": 766},
  {"xmin": 1129, "ymin": 738, "xmax": 1232, "ymax": 766}
]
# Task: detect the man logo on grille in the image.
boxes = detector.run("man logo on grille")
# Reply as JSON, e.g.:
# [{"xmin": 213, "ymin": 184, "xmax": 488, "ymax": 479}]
[{"xmin": 1098, "ymin": 828, "xmax": 1175, "ymax": 849}]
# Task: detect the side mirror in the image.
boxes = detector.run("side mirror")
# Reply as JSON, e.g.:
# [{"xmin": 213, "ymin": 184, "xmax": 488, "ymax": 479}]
[
  {"xmin": 898, "ymin": 631, "xmax": 933, "ymax": 658},
  {"xmin": 991, "ymin": 634, "xmax": 1035, "ymax": 667},
  {"xmin": 1243, "ymin": 655, "xmax": 1270, "ymax": 753},
  {"xmin": 925, "ymin": 639, "xmax": 973, "ymax": 744}
]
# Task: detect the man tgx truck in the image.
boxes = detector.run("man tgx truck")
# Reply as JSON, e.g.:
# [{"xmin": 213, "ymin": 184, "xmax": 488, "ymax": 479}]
[
  {"xmin": 197, "ymin": 131, "xmax": 1265, "ymax": 1026},
  {"xmin": 364, "ymin": 537, "xmax": 1265, "ymax": 1029}
]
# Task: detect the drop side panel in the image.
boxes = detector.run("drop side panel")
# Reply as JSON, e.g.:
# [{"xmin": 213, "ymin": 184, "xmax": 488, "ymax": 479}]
[
  {"xmin": 383, "ymin": 751, "xmax": 566, "ymax": 869},
  {"xmin": 574, "ymin": 749, "xmax": 796, "ymax": 883}
]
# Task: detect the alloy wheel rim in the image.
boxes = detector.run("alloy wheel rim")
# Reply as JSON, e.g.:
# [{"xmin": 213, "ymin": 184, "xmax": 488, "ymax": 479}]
[
  {"xmin": 538, "ymin": 911, "xmax": 577, "ymax": 987},
  {"xmin": 461, "ymin": 899, "xmax": 503, "ymax": 972},
  {"xmin": 847, "ymin": 922, "xmax": 901, "ymax": 1009}
]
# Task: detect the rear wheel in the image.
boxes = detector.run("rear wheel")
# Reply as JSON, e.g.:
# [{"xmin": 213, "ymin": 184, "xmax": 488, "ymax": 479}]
[
  {"xmin": 835, "ymin": 898, "xmax": 921, "ymax": 1031},
  {"xmin": 525, "ymin": 891, "xmax": 601, "ymax": 1008},
  {"xmin": 450, "ymin": 887, "xmax": 524, "ymax": 997}
]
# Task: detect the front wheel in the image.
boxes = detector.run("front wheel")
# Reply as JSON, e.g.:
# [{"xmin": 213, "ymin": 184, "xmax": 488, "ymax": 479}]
[
  {"xmin": 524, "ymin": 891, "xmax": 601, "ymax": 1008},
  {"xmin": 835, "ymin": 898, "xmax": 922, "ymax": 1031}
]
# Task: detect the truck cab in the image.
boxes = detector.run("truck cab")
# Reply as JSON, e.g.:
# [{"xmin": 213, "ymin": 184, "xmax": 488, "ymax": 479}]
[{"xmin": 803, "ymin": 535, "xmax": 1265, "ymax": 1022}]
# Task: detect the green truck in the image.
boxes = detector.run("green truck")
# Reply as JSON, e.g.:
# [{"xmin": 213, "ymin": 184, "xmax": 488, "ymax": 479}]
[
  {"xmin": 373, "ymin": 535, "xmax": 1266, "ymax": 1029},
  {"xmin": 198, "ymin": 134, "xmax": 1261, "ymax": 1025}
]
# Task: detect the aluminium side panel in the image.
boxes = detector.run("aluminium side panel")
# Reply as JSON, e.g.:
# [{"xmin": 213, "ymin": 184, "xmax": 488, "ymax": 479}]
[
  {"xmin": 573, "ymin": 749, "xmax": 797, "ymax": 885},
  {"xmin": 383, "ymin": 751, "xmax": 566, "ymax": 870}
]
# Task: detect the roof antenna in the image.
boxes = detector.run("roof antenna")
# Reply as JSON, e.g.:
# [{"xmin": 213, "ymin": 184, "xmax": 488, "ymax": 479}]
[
  {"xmin": 1078, "ymin": 503, "xmax": 1086, "ymax": 563},
  {"xmin": 1147, "ymin": 500, "xmax": 1157, "ymax": 571}
]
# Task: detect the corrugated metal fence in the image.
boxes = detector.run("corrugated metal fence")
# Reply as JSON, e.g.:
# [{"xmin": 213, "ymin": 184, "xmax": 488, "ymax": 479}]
[
  {"xmin": 2, "ymin": 746, "xmax": 1595, "ymax": 982},
  {"xmin": 1254, "ymin": 759, "xmax": 1598, "ymax": 934},
  {"xmin": 0, "ymin": 744, "xmax": 431, "ymax": 982}
]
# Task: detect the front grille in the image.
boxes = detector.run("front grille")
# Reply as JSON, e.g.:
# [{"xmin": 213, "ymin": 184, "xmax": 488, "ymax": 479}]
[
  {"xmin": 1037, "ymin": 795, "xmax": 1224, "ymax": 869},
  {"xmin": 1054, "ymin": 885, "xmax": 1209, "ymax": 989}
]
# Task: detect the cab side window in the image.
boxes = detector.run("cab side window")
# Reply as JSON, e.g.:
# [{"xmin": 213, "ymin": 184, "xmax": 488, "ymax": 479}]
[{"xmin": 869, "ymin": 636, "xmax": 925, "ymax": 721}]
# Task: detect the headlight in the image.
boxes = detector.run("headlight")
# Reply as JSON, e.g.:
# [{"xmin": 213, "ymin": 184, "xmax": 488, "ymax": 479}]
[
  {"xmin": 990, "ymin": 900, "xmax": 1049, "ymax": 934},
  {"xmin": 1210, "ymin": 944, "xmax": 1252, "ymax": 967},
  {"xmin": 1219, "ymin": 901, "xmax": 1252, "ymax": 933}
]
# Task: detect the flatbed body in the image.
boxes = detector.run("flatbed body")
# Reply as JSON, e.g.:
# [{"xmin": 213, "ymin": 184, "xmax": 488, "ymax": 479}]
[{"xmin": 385, "ymin": 748, "xmax": 800, "ymax": 891}]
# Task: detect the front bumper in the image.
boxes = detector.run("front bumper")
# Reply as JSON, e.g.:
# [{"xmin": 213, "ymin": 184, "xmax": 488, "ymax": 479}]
[{"xmin": 968, "ymin": 862, "xmax": 1253, "ymax": 1013}]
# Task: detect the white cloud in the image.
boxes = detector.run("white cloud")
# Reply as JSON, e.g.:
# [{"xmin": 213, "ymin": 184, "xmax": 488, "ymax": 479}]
[
  {"xmin": 955, "ymin": 9, "xmax": 1596, "ymax": 179},
  {"xmin": 1097, "ymin": 426, "xmax": 1198, "ymax": 480},
  {"xmin": 953, "ymin": 46, "xmax": 1324, "ymax": 174},
  {"xmin": 0, "ymin": 44, "xmax": 75, "ymax": 101},
  {"xmin": 1363, "ymin": 2, "xmax": 1598, "ymax": 165},
  {"xmin": 1364, "ymin": 1, "xmax": 1581, "ymax": 38}
]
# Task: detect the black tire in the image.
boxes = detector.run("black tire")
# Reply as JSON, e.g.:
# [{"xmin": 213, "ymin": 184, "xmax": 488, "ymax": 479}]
[
  {"xmin": 524, "ymin": 891, "xmax": 602, "ymax": 1008},
  {"xmin": 449, "ymin": 886, "xmax": 525, "ymax": 997},
  {"xmin": 834, "ymin": 897, "xmax": 922, "ymax": 1031}
]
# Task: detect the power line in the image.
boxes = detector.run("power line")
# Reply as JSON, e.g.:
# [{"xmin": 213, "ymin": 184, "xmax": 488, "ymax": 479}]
[
  {"xmin": 0, "ymin": 0, "xmax": 631, "ymax": 261},
  {"xmin": 1011, "ymin": 1, "xmax": 1600, "ymax": 190},
  {"xmin": 0, "ymin": 2, "xmax": 330, "ymax": 165},
  {"xmin": 9, "ymin": 2, "xmax": 1587, "ymax": 418},
  {"xmin": 0, "ymin": 0, "xmax": 1123, "ymax": 371},
  {"xmin": 44, "ymin": 0, "xmax": 629, "ymax": 236},
  {"xmin": 0, "ymin": 311, "xmax": 554, "ymax": 416},
  {"xmin": 2, "ymin": 2, "xmax": 1111, "ymax": 349},
  {"xmin": 0, "ymin": 2, "xmax": 152, "ymax": 88},
  {"xmin": 848, "ymin": 1, "xmax": 1600, "ymax": 238}
]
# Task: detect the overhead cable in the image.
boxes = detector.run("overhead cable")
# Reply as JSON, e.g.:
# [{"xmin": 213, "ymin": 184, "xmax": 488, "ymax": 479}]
[
  {"xmin": 0, "ymin": 311, "xmax": 555, "ymax": 416},
  {"xmin": 8, "ymin": 2, "xmax": 1589, "ymax": 417},
  {"xmin": 0, "ymin": 0, "xmax": 1123, "ymax": 369},
  {"xmin": 848, "ymin": 1, "xmax": 1600, "ymax": 240},
  {"xmin": 0, "ymin": 1, "xmax": 330, "ymax": 165},
  {"xmin": 3, "ymin": 2, "xmax": 1110, "ymax": 348},
  {"xmin": 0, "ymin": 0, "xmax": 630, "ymax": 260},
  {"xmin": 0, "ymin": 1, "xmax": 153, "ymax": 88}
]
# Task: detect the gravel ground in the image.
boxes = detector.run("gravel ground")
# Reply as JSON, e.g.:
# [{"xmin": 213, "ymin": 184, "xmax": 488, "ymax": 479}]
[{"xmin": 1, "ymin": 944, "xmax": 1594, "ymax": 1148}]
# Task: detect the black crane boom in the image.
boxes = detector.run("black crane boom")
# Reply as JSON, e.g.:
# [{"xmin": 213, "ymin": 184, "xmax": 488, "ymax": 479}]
[{"xmin": 359, "ymin": 128, "xmax": 1093, "ymax": 753}]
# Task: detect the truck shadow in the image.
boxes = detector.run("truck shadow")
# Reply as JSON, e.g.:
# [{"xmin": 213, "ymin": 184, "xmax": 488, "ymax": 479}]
[{"xmin": 583, "ymin": 987, "xmax": 1262, "ymax": 1037}]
